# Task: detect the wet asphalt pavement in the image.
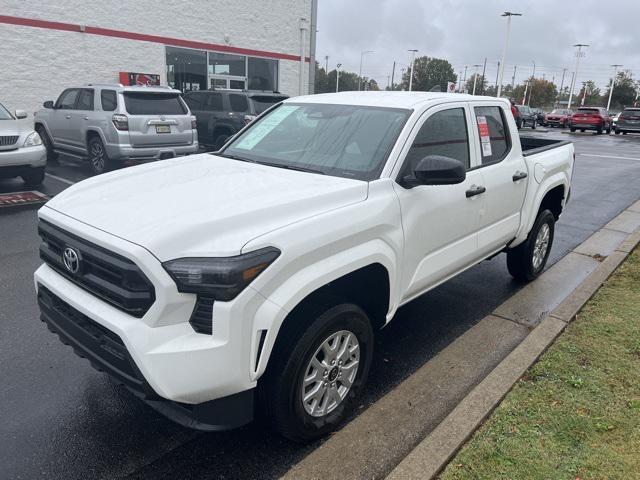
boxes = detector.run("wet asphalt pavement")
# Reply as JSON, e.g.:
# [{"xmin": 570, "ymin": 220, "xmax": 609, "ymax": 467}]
[{"xmin": 1, "ymin": 130, "xmax": 639, "ymax": 479}]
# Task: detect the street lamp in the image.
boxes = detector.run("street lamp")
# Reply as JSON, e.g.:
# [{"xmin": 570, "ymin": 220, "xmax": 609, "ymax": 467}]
[
  {"xmin": 408, "ymin": 49, "xmax": 418, "ymax": 91},
  {"xmin": 497, "ymin": 11, "xmax": 522, "ymax": 98},
  {"xmin": 567, "ymin": 44, "xmax": 588, "ymax": 110},
  {"xmin": 358, "ymin": 50, "xmax": 373, "ymax": 91},
  {"xmin": 606, "ymin": 64, "xmax": 623, "ymax": 112},
  {"xmin": 472, "ymin": 64, "xmax": 482, "ymax": 95},
  {"xmin": 527, "ymin": 60, "xmax": 536, "ymax": 105},
  {"xmin": 336, "ymin": 63, "xmax": 342, "ymax": 92}
]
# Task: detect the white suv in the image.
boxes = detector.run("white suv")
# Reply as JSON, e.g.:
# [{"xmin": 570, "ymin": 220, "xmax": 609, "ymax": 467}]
[
  {"xmin": 35, "ymin": 84, "xmax": 198, "ymax": 174},
  {"xmin": 35, "ymin": 92, "xmax": 574, "ymax": 442}
]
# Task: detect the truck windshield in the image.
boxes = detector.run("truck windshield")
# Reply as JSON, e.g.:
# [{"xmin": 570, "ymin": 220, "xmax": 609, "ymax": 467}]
[
  {"xmin": 0, "ymin": 103, "xmax": 13, "ymax": 120},
  {"xmin": 123, "ymin": 92, "xmax": 187, "ymax": 115},
  {"xmin": 222, "ymin": 103, "xmax": 410, "ymax": 181}
]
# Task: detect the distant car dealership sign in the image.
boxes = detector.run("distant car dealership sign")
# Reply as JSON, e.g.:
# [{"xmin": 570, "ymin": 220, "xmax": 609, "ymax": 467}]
[
  {"xmin": 447, "ymin": 81, "xmax": 456, "ymax": 93},
  {"xmin": 119, "ymin": 72, "xmax": 161, "ymax": 86}
]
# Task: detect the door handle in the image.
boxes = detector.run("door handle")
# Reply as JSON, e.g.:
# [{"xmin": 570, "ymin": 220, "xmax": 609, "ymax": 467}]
[
  {"xmin": 84, "ymin": 116, "xmax": 89, "ymax": 120},
  {"xmin": 65, "ymin": 114, "xmax": 71, "ymax": 119},
  {"xmin": 512, "ymin": 171, "xmax": 528, "ymax": 181},
  {"xmin": 465, "ymin": 185, "xmax": 486, "ymax": 198}
]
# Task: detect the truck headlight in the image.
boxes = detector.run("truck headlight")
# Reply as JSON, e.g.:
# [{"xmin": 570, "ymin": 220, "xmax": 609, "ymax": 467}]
[
  {"xmin": 163, "ymin": 247, "xmax": 280, "ymax": 301},
  {"xmin": 24, "ymin": 131, "xmax": 43, "ymax": 147}
]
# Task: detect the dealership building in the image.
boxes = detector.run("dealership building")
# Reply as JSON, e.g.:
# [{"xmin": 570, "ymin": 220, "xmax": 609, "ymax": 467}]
[{"xmin": 0, "ymin": 1, "xmax": 316, "ymax": 114}]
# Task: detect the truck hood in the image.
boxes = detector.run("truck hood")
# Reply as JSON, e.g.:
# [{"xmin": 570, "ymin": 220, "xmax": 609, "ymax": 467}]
[{"xmin": 44, "ymin": 154, "xmax": 368, "ymax": 260}]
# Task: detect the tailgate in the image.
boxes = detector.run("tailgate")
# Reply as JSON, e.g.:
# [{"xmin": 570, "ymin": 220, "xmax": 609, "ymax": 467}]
[{"xmin": 123, "ymin": 92, "xmax": 193, "ymax": 147}]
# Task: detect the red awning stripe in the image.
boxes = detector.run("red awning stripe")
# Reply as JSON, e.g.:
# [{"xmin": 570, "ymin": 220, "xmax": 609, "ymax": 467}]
[{"xmin": 0, "ymin": 15, "xmax": 309, "ymax": 62}]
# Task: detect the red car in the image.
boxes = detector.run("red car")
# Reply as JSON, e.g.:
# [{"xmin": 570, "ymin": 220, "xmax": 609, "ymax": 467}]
[
  {"xmin": 569, "ymin": 107, "xmax": 612, "ymax": 134},
  {"xmin": 544, "ymin": 109, "xmax": 573, "ymax": 128}
]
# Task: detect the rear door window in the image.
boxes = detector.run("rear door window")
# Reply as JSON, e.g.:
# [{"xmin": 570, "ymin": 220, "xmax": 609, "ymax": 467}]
[
  {"xmin": 205, "ymin": 93, "xmax": 223, "ymax": 111},
  {"xmin": 101, "ymin": 90, "xmax": 117, "ymax": 111},
  {"xmin": 56, "ymin": 89, "xmax": 80, "ymax": 110},
  {"xmin": 250, "ymin": 95, "xmax": 287, "ymax": 114},
  {"xmin": 184, "ymin": 92, "xmax": 205, "ymax": 111},
  {"xmin": 229, "ymin": 94, "xmax": 249, "ymax": 113},
  {"xmin": 473, "ymin": 106, "xmax": 511, "ymax": 165},
  {"xmin": 123, "ymin": 92, "xmax": 187, "ymax": 115},
  {"xmin": 76, "ymin": 89, "xmax": 94, "ymax": 111}
]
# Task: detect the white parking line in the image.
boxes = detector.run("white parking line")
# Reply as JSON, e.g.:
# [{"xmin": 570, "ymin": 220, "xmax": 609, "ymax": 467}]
[
  {"xmin": 579, "ymin": 153, "xmax": 640, "ymax": 161},
  {"xmin": 45, "ymin": 173, "xmax": 76, "ymax": 185}
]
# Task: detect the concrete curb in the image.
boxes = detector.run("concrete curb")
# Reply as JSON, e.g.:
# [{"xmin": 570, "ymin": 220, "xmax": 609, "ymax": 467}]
[{"xmin": 387, "ymin": 209, "xmax": 640, "ymax": 480}]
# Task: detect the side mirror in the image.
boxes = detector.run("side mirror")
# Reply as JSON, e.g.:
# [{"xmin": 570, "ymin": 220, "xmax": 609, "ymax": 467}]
[
  {"xmin": 401, "ymin": 155, "xmax": 466, "ymax": 188},
  {"xmin": 14, "ymin": 110, "xmax": 28, "ymax": 119},
  {"xmin": 43, "ymin": 101, "xmax": 54, "ymax": 109}
]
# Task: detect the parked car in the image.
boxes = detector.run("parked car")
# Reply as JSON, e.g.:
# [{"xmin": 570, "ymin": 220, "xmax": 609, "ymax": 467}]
[
  {"xmin": 35, "ymin": 84, "xmax": 198, "ymax": 174},
  {"xmin": 569, "ymin": 107, "xmax": 612, "ymax": 134},
  {"xmin": 184, "ymin": 90, "xmax": 288, "ymax": 150},
  {"xmin": 544, "ymin": 109, "xmax": 573, "ymax": 128},
  {"xmin": 0, "ymin": 102, "xmax": 46, "ymax": 187},
  {"xmin": 35, "ymin": 92, "xmax": 574, "ymax": 442},
  {"xmin": 614, "ymin": 108, "xmax": 640, "ymax": 135},
  {"xmin": 514, "ymin": 105, "xmax": 537, "ymax": 129}
]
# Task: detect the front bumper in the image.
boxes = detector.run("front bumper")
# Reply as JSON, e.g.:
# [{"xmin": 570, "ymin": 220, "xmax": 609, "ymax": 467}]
[
  {"xmin": 106, "ymin": 142, "xmax": 198, "ymax": 162},
  {"xmin": 34, "ymin": 207, "xmax": 284, "ymax": 429},
  {"xmin": 0, "ymin": 145, "xmax": 46, "ymax": 171}
]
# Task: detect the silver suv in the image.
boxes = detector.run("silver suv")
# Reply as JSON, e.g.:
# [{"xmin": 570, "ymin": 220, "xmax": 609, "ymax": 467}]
[{"xmin": 35, "ymin": 84, "xmax": 198, "ymax": 174}]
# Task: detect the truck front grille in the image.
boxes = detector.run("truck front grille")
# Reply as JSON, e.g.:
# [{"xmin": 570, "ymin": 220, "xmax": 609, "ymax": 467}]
[
  {"xmin": 0, "ymin": 135, "xmax": 19, "ymax": 146},
  {"xmin": 38, "ymin": 220, "xmax": 155, "ymax": 318}
]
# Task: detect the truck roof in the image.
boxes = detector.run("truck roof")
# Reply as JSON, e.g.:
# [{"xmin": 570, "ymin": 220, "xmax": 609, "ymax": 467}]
[{"xmin": 288, "ymin": 91, "xmax": 507, "ymax": 109}]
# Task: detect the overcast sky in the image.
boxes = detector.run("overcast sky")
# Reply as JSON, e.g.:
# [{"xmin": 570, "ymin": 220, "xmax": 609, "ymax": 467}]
[{"xmin": 316, "ymin": 0, "xmax": 640, "ymax": 91}]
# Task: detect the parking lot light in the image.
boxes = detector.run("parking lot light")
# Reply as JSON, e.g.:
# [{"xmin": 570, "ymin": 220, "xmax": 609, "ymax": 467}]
[
  {"xmin": 607, "ymin": 64, "xmax": 623, "ymax": 112},
  {"xmin": 497, "ymin": 11, "xmax": 522, "ymax": 98},
  {"xmin": 567, "ymin": 44, "xmax": 589, "ymax": 110},
  {"xmin": 408, "ymin": 49, "xmax": 418, "ymax": 92}
]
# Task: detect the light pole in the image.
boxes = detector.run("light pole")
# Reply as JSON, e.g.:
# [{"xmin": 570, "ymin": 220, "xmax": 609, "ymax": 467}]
[
  {"xmin": 462, "ymin": 65, "xmax": 468, "ymax": 91},
  {"xmin": 567, "ymin": 44, "xmax": 588, "ymax": 110},
  {"xmin": 408, "ymin": 49, "xmax": 418, "ymax": 91},
  {"xmin": 358, "ymin": 50, "xmax": 373, "ymax": 91},
  {"xmin": 528, "ymin": 60, "xmax": 536, "ymax": 106},
  {"xmin": 336, "ymin": 63, "xmax": 342, "ymax": 92},
  {"xmin": 472, "ymin": 64, "xmax": 482, "ymax": 95},
  {"xmin": 497, "ymin": 11, "xmax": 522, "ymax": 98},
  {"xmin": 556, "ymin": 68, "xmax": 567, "ymax": 107},
  {"xmin": 606, "ymin": 64, "xmax": 623, "ymax": 112}
]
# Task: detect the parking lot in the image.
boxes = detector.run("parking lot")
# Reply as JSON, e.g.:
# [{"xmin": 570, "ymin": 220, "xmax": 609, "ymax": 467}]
[{"xmin": 1, "ymin": 129, "xmax": 639, "ymax": 479}]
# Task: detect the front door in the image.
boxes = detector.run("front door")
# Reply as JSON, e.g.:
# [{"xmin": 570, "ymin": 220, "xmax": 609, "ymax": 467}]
[
  {"xmin": 470, "ymin": 104, "xmax": 528, "ymax": 255},
  {"xmin": 393, "ymin": 103, "xmax": 486, "ymax": 301},
  {"xmin": 50, "ymin": 88, "xmax": 80, "ymax": 146},
  {"xmin": 68, "ymin": 88, "xmax": 95, "ymax": 150}
]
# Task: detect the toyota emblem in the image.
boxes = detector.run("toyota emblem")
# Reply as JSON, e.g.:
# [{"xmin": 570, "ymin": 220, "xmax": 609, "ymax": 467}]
[{"xmin": 62, "ymin": 247, "xmax": 80, "ymax": 274}]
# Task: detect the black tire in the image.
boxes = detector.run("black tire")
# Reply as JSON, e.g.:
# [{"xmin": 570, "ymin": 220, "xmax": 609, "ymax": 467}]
[
  {"xmin": 260, "ymin": 300, "xmax": 374, "ymax": 443},
  {"xmin": 35, "ymin": 125, "xmax": 57, "ymax": 163},
  {"xmin": 580, "ymin": 129, "xmax": 585, "ymax": 133},
  {"xmin": 615, "ymin": 129, "xmax": 621, "ymax": 135},
  {"xmin": 570, "ymin": 126, "xmax": 576, "ymax": 132},
  {"xmin": 623, "ymin": 131, "xmax": 628, "ymax": 135},
  {"xmin": 596, "ymin": 126, "xmax": 603, "ymax": 134},
  {"xmin": 87, "ymin": 136, "xmax": 118, "ymax": 174},
  {"xmin": 531, "ymin": 120, "xmax": 537, "ymax": 129},
  {"xmin": 21, "ymin": 166, "xmax": 45, "ymax": 188},
  {"xmin": 507, "ymin": 209, "xmax": 555, "ymax": 282},
  {"xmin": 606, "ymin": 125, "xmax": 612, "ymax": 134},
  {"xmin": 213, "ymin": 134, "xmax": 231, "ymax": 151}
]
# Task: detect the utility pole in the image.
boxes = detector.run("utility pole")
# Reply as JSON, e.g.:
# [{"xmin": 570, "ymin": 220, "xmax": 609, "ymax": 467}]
[
  {"xmin": 358, "ymin": 50, "xmax": 373, "ymax": 91},
  {"xmin": 556, "ymin": 68, "xmax": 566, "ymax": 107},
  {"xmin": 522, "ymin": 81, "xmax": 528, "ymax": 106},
  {"xmin": 511, "ymin": 65, "xmax": 518, "ymax": 91},
  {"xmin": 581, "ymin": 81, "xmax": 587, "ymax": 106},
  {"xmin": 528, "ymin": 60, "xmax": 536, "ymax": 106},
  {"xmin": 462, "ymin": 65, "xmax": 468, "ymax": 92},
  {"xmin": 567, "ymin": 44, "xmax": 588, "ymax": 110},
  {"xmin": 324, "ymin": 55, "xmax": 329, "ymax": 73},
  {"xmin": 497, "ymin": 11, "xmax": 522, "ymax": 97},
  {"xmin": 494, "ymin": 61, "xmax": 500, "ymax": 93},
  {"xmin": 390, "ymin": 61, "xmax": 396, "ymax": 91},
  {"xmin": 408, "ymin": 49, "xmax": 418, "ymax": 91},
  {"xmin": 472, "ymin": 64, "xmax": 482, "ymax": 95},
  {"xmin": 336, "ymin": 63, "xmax": 341, "ymax": 92},
  {"xmin": 458, "ymin": 70, "xmax": 463, "ymax": 92},
  {"xmin": 606, "ymin": 64, "xmax": 623, "ymax": 112},
  {"xmin": 480, "ymin": 57, "xmax": 487, "ymax": 95}
]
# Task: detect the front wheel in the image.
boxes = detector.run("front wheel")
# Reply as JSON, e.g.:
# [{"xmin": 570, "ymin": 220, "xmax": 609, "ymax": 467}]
[
  {"xmin": 36, "ymin": 126, "xmax": 57, "ymax": 163},
  {"xmin": 507, "ymin": 209, "xmax": 555, "ymax": 282},
  {"xmin": 21, "ymin": 166, "xmax": 45, "ymax": 188},
  {"xmin": 260, "ymin": 301, "xmax": 374, "ymax": 442}
]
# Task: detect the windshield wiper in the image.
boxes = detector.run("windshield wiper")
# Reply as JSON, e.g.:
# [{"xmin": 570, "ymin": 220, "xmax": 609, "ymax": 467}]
[
  {"xmin": 256, "ymin": 161, "xmax": 326, "ymax": 175},
  {"xmin": 216, "ymin": 152, "xmax": 256, "ymax": 163}
]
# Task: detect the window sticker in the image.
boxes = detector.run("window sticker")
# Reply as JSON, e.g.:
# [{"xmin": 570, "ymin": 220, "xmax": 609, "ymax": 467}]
[
  {"xmin": 476, "ymin": 115, "xmax": 492, "ymax": 157},
  {"xmin": 235, "ymin": 105, "xmax": 299, "ymax": 150}
]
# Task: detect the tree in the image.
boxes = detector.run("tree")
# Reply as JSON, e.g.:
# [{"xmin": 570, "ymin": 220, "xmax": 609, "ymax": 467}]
[
  {"xmin": 314, "ymin": 63, "xmax": 370, "ymax": 94},
  {"xmin": 575, "ymin": 80, "xmax": 601, "ymax": 107},
  {"xmin": 510, "ymin": 77, "xmax": 557, "ymax": 108},
  {"xmin": 464, "ymin": 73, "xmax": 488, "ymax": 95},
  {"xmin": 401, "ymin": 57, "xmax": 457, "ymax": 92},
  {"xmin": 603, "ymin": 70, "xmax": 638, "ymax": 110}
]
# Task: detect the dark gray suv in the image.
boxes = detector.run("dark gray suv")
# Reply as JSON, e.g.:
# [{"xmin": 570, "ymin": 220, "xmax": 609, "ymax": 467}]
[
  {"xmin": 184, "ymin": 90, "xmax": 287, "ymax": 149},
  {"xmin": 615, "ymin": 108, "xmax": 640, "ymax": 135}
]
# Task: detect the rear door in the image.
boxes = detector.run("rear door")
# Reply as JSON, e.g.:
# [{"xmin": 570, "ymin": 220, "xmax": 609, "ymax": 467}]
[
  {"xmin": 123, "ymin": 91, "xmax": 193, "ymax": 147},
  {"xmin": 470, "ymin": 104, "xmax": 528, "ymax": 255}
]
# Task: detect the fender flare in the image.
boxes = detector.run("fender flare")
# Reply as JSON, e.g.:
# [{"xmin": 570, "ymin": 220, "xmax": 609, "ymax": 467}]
[{"xmin": 248, "ymin": 239, "xmax": 398, "ymax": 381}]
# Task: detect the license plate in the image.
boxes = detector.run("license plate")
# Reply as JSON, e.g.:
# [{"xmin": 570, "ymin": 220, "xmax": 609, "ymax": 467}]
[{"xmin": 155, "ymin": 125, "xmax": 171, "ymax": 134}]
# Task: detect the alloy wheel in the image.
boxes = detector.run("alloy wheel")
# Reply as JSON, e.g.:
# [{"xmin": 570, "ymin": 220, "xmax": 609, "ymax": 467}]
[{"xmin": 532, "ymin": 223, "xmax": 550, "ymax": 270}]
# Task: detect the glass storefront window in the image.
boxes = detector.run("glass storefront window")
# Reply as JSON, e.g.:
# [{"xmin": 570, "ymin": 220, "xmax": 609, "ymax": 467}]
[
  {"xmin": 208, "ymin": 52, "xmax": 246, "ymax": 76},
  {"xmin": 248, "ymin": 57, "xmax": 278, "ymax": 91},
  {"xmin": 166, "ymin": 47, "xmax": 207, "ymax": 91}
]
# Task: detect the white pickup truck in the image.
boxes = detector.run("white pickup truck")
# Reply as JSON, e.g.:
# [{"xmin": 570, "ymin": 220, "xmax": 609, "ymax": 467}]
[{"xmin": 35, "ymin": 92, "xmax": 574, "ymax": 441}]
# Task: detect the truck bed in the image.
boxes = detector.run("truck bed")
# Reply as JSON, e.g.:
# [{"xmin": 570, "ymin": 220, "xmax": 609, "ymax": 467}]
[{"xmin": 520, "ymin": 137, "xmax": 572, "ymax": 157}]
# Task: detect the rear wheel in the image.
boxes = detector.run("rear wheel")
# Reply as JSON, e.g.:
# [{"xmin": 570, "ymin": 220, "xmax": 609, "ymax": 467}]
[
  {"xmin": 88, "ymin": 136, "xmax": 118, "ymax": 175},
  {"xmin": 35, "ymin": 125, "xmax": 57, "ymax": 163},
  {"xmin": 260, "ymin": 300, "xmax": 374, "ymax": 442},
  {"xmin": 507, "ymin": 209, "xmax": 555, "ymax": 282},
  {"xmin": 21, "ymin": 167, "xmax": 45, "ymax": 188},
  {"xmin": 615, "ymin": 129, "xmax": 621, "ymax": 135},
  {"xmin": 570, "ymin": 126, "xmax": 576, "ymax": 132},
  {"xmin": 596, "ymin": 125, "xmax": 603, "ymax": 134},
  {"xmin": 580, "ymin": 129, "xmax": 586, "ymax": 133}
]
